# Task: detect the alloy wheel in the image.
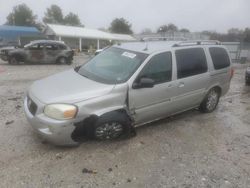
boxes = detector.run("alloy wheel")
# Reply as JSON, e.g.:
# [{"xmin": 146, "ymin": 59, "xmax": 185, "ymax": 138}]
[{"xmin": 95, "ymin": 122, "xmax": 123, "ymax": 140}]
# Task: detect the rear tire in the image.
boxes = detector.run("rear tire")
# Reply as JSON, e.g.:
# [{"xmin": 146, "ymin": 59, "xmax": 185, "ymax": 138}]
[
  {"xmin": 56, "ymin": 57, "xmax": 68, "ymax": 64},
  {"xmin": 93, "ymin": 111, "xmax": 131, "ymax": 140},
  {"xmin": 9, "ymin": 56, "xmax": 19, "ymax": 64},
  {"xmin": 66, "ymin": 60, "xmax": 73, "ymax": 65},
  {"xmin": 199, "ymin": 88, "xmax": 220, "ymax": 113}
]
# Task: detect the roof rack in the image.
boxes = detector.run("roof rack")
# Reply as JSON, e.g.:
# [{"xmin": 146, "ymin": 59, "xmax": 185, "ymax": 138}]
[
  {"xmin": 172, "ymin": 40, "xmax": 221, "ymax": 47},
  {"xmin": 30, "ymin": 40, "xmax": 65, "ymax": 44},
  {"xmin": 142, "ymin": 37, "xmax": 187, "ymax": 42}
]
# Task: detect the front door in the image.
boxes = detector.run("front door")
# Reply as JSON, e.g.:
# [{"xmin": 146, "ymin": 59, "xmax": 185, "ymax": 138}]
[
  {"xmin": 129, "ymin": 52, "xmax": 176, "ymax": 125},
  {"xmin": 27, "ymin": 43, "xmax": 45, "ymax": 63}
]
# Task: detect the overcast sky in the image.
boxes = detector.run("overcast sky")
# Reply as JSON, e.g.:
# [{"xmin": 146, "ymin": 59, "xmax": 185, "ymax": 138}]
[{"xmin": 0, "ymin": 0, "xmax": 249, "ymax": 33}]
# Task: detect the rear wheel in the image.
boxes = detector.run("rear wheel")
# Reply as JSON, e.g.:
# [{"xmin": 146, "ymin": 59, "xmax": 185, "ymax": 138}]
[
  {"xmin": 9, "ymin": 56, "xmax": 19, "ymax": 64},
  {"xmin": 66, "ymin": 59, "xmax": 73, "ymax": 65},
  {"xmin": 199, "ymin": 88, "xmax": 220, "ymax": 113},
  {"xmin": 93, "ymin": 112, "xmax": 131, "ymax": 140},
  {"xmin": 56, "ymin": 57, "xmax": 68, "ymax": 64}
]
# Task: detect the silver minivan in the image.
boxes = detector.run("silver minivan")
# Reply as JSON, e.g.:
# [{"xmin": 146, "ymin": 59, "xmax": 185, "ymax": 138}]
[{"xmin": 24, "ymin": 40, "xmax": 233, "ymax": 145}]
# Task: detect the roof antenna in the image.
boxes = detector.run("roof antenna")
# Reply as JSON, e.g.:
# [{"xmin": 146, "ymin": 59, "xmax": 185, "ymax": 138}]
[{"xmin": 143, "ymin": 42, "xmax": 148, "ymax": 51}]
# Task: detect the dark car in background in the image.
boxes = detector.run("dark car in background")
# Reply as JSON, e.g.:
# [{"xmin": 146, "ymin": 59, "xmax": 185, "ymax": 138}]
[
  {"xmin": 246, "ymin": 67, "xmax": 250, "ymax": 85},
  {"xmin": 5, "ymin": 40, "xmax": 74, "ymax": 65}
]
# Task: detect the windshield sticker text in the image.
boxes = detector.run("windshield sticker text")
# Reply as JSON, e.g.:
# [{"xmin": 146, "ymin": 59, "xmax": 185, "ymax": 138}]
[{"xmin": 122, "ymin": 52, "xmax": 137, "ymax": 59}]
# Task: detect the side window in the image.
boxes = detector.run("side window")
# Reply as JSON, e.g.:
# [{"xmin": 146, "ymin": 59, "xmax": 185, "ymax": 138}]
[
  {"xmin": 45, "ymin": 44, "xmax": 53, "ymax": 50},
  {"xmin": 46, "ymin": 44, "xmax": 58, "ymax": 50},
  {"xmin": 175, "ymin": 48, "xmax": 207, "ymax": 79},
  {"xmin": 58, "ymin": 44, "xmax": 67, "ymax": 50},
  {"xmin": 139, "ymin": 52, "xmax": 172, "ymax": 84},
  {"xmin": 28, "ymin": 44, "xmax": 39, "ymax": 50},
  {"xmin": 209, "ymin": 47, "xmax": 230, "ymax": 69},
  {"xmin": 38, "ymin": 43, "xmax": 45, "ymax": 49}
]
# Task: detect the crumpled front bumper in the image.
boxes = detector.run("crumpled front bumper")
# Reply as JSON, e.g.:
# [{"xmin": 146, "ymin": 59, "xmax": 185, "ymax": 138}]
[
  {"xmin": 0, "ymin": 54, "xmax": 8, "ymax": 61},
  {"xmin": 24, "ymin": 96, "xmax": 79, "ymax": 146}
]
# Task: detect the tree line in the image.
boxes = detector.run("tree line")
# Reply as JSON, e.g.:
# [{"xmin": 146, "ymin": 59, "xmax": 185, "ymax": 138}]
[
  {"xmin": 5, "ymin": 4, "xmax": 134, "ymax": 34},
  {"xmin": 4, "ymin": 3, "xmax": 250, "ymax": 42},
  {"xmin": 6, "ymin": 4, "xmax": 82, "ymax": 28}
]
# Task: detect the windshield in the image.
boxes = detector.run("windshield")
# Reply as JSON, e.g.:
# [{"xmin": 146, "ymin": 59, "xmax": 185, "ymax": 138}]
[{"xmin": 77, "ymin": 47, "xmax": 148, "ymax": 84}]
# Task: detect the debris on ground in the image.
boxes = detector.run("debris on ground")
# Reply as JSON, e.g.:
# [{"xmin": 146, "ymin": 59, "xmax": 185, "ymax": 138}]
[
  {"xmin": 15, "ymin": 105, "xmax": 21, "ymax": 110},
  {"xmin": 140, "ymin": 141, "xmax": 145, "ymax": 145},
  {"xmin": 5, "ymin": 120, "xmax": 14, "ymax": 125},
  {"xmin": 108, "ymin": 168, "xmax": 112, "ymax": 172},
  {"xmin": 8, "ymin": 97, "xmax": 21, "ymax": 101},
  {"xmin": 82, "ymin": 168, "xmax": 97, "ymax": 174},
  {"xmin": 55, "ymin": 153, "xmax": 63, "ymax": 160}
]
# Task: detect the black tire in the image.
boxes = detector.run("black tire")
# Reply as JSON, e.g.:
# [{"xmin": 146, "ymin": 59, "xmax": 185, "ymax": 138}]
[
  {"xmin": 199, "ymin": 87, "xmax": 220, "ymax": 113},
  {"xmin": 93, "ymin": 111, "xmax": 131, "ymax": 140},
  {"xmin": 9, "ymin": 56, "xmax": 19, "ymax": 64},
  {"xmin": 56, "ymin": 57, "xmax": 68, "ymax": 64},
  {"xmin": 66, "ymin": 60, "xmax": 73, "ymax": 65}
]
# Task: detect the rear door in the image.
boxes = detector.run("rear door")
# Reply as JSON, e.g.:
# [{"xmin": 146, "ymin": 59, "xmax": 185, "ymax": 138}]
[
  {"xmin": 171, "ymin": 47, "xmax": 210, "ymax": 111},
  {"xmin": 44, "ymin": 43, "xmax": 60, "ymax": 63}
]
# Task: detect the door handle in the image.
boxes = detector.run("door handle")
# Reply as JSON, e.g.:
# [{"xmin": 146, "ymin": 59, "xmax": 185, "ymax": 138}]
[{"xmin": 178, "ymin": 82, "xmax": 185, "ymax": 88}]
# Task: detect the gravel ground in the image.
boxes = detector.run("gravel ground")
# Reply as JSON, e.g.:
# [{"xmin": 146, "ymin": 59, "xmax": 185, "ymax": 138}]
[{"xmin": 0, "ymin": 56, "xmax": 250, "ymax": 188}]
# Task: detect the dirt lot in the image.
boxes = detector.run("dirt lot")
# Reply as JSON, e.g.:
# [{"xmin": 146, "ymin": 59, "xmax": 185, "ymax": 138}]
[{"xmin": 0, "ymin": 56, "xmax": 249, "ymax": 188}]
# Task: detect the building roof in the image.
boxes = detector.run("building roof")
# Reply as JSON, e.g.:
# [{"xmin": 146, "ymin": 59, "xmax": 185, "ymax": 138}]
[
  {"xmin": 0, "ymin": 25, "xmax": 40, "ymax": 40},
  {"xmin": 46, "ymin": 24, "xmax": 135, "ymax": 41},
  {"xmin": 0, "ymin": 25, "xmax": 39, "ymax": 32}
]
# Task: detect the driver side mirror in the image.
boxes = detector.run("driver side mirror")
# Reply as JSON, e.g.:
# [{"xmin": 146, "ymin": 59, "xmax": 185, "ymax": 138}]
[{"xmin": 132, "ymin": 77, "xmax": 154, "ymax": 89}]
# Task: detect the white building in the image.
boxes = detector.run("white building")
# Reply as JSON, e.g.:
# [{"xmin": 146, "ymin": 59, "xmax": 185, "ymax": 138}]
[{"xmin": 44, "ymin": 24, "xmax": 136, "ymax": 51}]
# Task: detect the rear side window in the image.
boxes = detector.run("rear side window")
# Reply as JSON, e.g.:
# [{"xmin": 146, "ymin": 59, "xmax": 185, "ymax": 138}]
[
  {"xmin": 58, "ymin": 44, "xmax": 67, "ymax": 50},
  {"xmin": 175, "ymin": 48, "xmax": 207, "ymax": 79},
  {"xmin": 45, "ymin": 44, "xmax": 58, "ymax": 50},
  {"xmin": 209, "ymin": 47, "xmax": 230, "ymax": 69},
  {"xmin": 139, "ymin": 52, "xmax": 172, "ymax": 84}
]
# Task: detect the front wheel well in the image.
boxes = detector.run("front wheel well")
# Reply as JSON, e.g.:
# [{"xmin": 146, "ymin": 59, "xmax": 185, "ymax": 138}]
[
  {"xmin": 212, "ymin": 86, "xmax": 222, "ymax": 96},
  {"xmin": 71, "ymin": 109, "xmax": 133, "ymax": 142},
  {"xmin": 9, "ymin": 54, "xmax": 24, "ymax": 61}
]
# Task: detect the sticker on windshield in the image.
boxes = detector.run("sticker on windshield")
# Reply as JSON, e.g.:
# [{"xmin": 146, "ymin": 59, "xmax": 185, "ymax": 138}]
[{"xmin": 122, "ymin": 52, "xmax": 137, "ymax": 59}]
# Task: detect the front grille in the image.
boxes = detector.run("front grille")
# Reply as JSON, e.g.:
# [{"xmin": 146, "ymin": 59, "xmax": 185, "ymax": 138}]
[{"xmin": 27, "ymin": 97, "xmax": 37, "ymax": 116}]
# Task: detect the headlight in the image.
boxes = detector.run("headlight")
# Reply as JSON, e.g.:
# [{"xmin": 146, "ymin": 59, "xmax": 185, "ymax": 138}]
[{"xmin": 44, "ymin": 104, "xmax": 78, "ymax": 120}]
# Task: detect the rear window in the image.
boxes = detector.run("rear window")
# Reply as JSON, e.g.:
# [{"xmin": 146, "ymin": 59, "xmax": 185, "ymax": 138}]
[
  {"xmin": 209, "ymin": 47, "xmax": 230, "ymax": 69},
  {"xmin": 175, "ymin": 48, "xmax": 208, "ymax": 79}
]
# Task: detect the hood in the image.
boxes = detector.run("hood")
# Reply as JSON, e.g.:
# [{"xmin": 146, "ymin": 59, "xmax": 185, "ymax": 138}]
[
  {"xmin": 0, "ymin": 46, "xmax": 16, "ymax": 54},
  {"xmin": 29, "ymin": 69, "xmax": 115, "ymax": 104},
  {"xmin": 8, "ymin": 48, "xmax": 24, "ymax": 54},
  {"xmin": 0, "ymin": 46, "xmax": 16, "ymax": 51}
]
